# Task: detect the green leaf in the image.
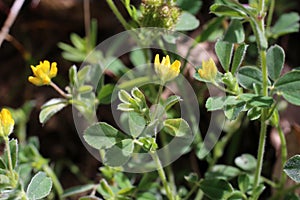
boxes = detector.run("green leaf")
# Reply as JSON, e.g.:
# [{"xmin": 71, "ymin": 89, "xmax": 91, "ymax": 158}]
[
  {"xmin": 18, "ymin": 164, "xmax": 32, "ymax": 190},
  {"xmin": 39, "ymin": 98, "xmax": 68, "ymax": 124},
  {"xmin": 9, "ymin": 139, "xmax": 18, "ymax": 169},
  {"xmin": 128, "ymin": 112, "xmax": 145, "ymax": 138},
  {"xmin": 114, "ymin": 172, "xmax": 132, "ymax": 189},
  {"xmin": 215, "ymin": 40, "xmax": 234, "ymax": 72},
  {"xmin": 199, "ymin": 179, "xmax": 233, "ymax": 200},
  {"xmin": 267, "ymin": 45, "xmax": 285, "ymax": 81},
  {"xmin": 246, "ymin": 96, "xmax": 274, "ymax": 108},
  {"xmin": 69, "ymin": 65, "xmax": 78, "ymax": 87},
  {"xmin": 26, "ymin": 172, "xmax": 53, "ymax": 200},
  {"xmin": 184, "ymin": 172, "xmax": 198, "ymax": 183},
  {"xmin": 251, "ymin": 184, "xmax": 265, "ymax": 199},
  {"xmin": 138, "ymin": 137, "xmax": 158, "ymax": 151},
  {"xmin": 105, "ymin": 57, "xmax": 128, "ymax": 76},
  {"xmin": 284, "ymin": 155, "xmax": 300, "ymax": 183},
  {"xmin": 175, "ymin": 12, "xmax": 200, "ymax": 31},
  {"xmin": 97, "ymin": 84, "xmax": 115, "ymax": 104},
  {"xmin": 78, "ymin": 85, "xmax": 93, "ymax": 94},
  {"xmin": 274, "ymin": 70, "xmax": 300, "ymax": 105},
  {"xmin": 227, "ymin": 191, "xmax": 247, "ymax": 199},
  {"xmin": 247, "ymin": 107, "xmax": 261, "ymax": 120},
  {"xmin": 205, "ymin": 96, "xmax": 225, "ymax": 111},
  {"xmin": 238, "ymin": 174, "xmax": 250, "ymax": 193},
  {"xmin": 205, "ymin": 165, "xmax": 241, "ymax": 180},
  {"xmin": 224, "ymin": 101, "xmax": 245, "ymax": 120},
  {"xmin": 196, "ymin": 17, "xmax": 224, "ymax": 43},
  {"xmin": 163, "ymin": 118, "xmax": 190, "ymax": 137},
  {"xmin": 83, "ymin": 122, "xmax": 126, "ymax": 149},
  {"xmin": 237, "ymin": 66, "xmax": 263, "ymax": 90},
  {"xmin": 210, "ymin": 4, "xmax": 246, "ymax": 18},
  {"xmin": 271, "ymin": 12, "xmax": 300, "ymax": 39},
  {"xmin": 224, "ymin": 19, "xmax": 245, "ymax": 43},
  {"xmin": 249, "ymin": 18, "xmax": 268, "ymax": 50},
  {"xmin": 97, "ymin": 179, "xmax": 114, "ymax": 198},
  {"xmin": 136, "ymin": 192, "xmax": 157, "ymax": 200},
  {"xmin": 70, "ymin": 33, "xmax": 86, "ymax": 51},
  {"xmin": 0, "ymin": 174, "xmax": 10, "ymax": 185},
  {"xmin": 235, "ymin": 154, "xmax": 257, "ymax": 172},
  {"xmin": 62, "ymin": 184, "xmax": 95, "ymax": 198},
  {"xmin": 130, "ymin": 49, "xmax": 147, "ymax": 68},
  {"xmin": 79, "ymin": 196, "xmax": 102, "ymax": 200},
  {"xmin": 104, "ymin": 139, "xmax": 134, "ymax": 167},
  {"xmin": 118, "ymin": 187, "xmax": 135, "ymax": 195},
  {"xmin": 231, "ymin": 43, "xmax": 248, "ymax": 74},
  {"xmin": 176, "ymin": 0, "xmax": 202, "ymax": 15},
  {"xmin": 164, "ymin": 95, "xmax": 182, "ymax": 112},
  {"xmin": 78, "ymin": 65, "xmax": 91, "ymax": 86},
  {"xmin": 90, "ymin": 18, "xmax": 98, "ymax": 48}
]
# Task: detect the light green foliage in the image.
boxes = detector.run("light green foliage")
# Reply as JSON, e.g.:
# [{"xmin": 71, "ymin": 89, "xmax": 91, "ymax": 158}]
[
  {"xmin": 39, "ymin": 98, "xmax": 68, "ymax": 124},
  {"xmin": 284, "ymin": 155, "xmax": 300, "ymax": 183},
  {"xmin": 223, "ymin": 19, "xmax": 245, "ymax": 43},
  {"xmin": 7, "ymin": 0, "xmax": 300, "ymax": 199},
  {"xmin": 270, "ymin": 12, "xmax": 300, "ymax": 39},
  {"xmin": 274, "ymin": 70, "xmax": 300, "ymax": 106},
  {"xmin": 267, "ymin": 45, "xmax": 285, "ymax": 81},
  {"xmin": 26, "ymin": 172, "xmax": 53, "ymax": 199}
]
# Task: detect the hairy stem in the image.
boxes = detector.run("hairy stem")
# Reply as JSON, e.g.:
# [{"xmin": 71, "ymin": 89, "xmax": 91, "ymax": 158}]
[
  {"xmin": 151, "ymin": 152, "xmax": 174, "ymax": 200},
  {"xmin": 253, "ymin": 0, "xmax": 269, "ymax": 195},
  {"xmin": 277, "ymin": 124, "xmax": 287, "ymax": 189}
]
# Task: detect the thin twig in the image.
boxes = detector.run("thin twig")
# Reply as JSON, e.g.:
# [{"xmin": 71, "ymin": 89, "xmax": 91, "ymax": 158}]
[
  {"xmin": 83, "ymin": 0, "xmax": 91, "ymax": 50},
  {"xmin": 0, "ymin": 0, "xmax": 25, "ymax": 47},
  {"xmin": 5, "ymin": 34, "xmax": 31, "ymax": 60}
]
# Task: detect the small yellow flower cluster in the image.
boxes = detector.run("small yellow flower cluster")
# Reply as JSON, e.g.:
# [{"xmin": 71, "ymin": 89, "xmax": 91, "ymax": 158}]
[
  {"xmin": 198, "ymin": 58, "xmax": 218, "ymax": 81},
  {"xmin": 28, "ymin": 60, "xmax": 58, "ymax": 86},
  {"xmin": 154, "ymin": 54, "xmax": 181, "ymax": 82},
  {"xmin": 0, "ymin": 108, "xmax": 14, "ymax": 137}
]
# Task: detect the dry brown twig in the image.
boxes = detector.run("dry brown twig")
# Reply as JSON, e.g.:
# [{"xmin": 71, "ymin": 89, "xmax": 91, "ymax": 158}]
[{"xmin": 0, "ymin": 0, "xmax": 25, "ymax": 47}]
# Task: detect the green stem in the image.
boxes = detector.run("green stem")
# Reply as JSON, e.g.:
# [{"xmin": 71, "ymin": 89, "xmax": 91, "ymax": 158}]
[
  {"xmin": 253, "ymin": 0, "xmax": 269, "ymax": 194},
  {"xmin": 277, "ymin": 124, "xmax": 287, "ymax": 189},
  {"xmin": 253, "ymin": 52, "xmax": 268, "ymax": 193},
  {"xmin": 43, "ymin": 164, "xmax": 63, "ymax": 199},
  {"xmin": 159, "ymin": 132, "xmax": 176, "ymax": 195},
  {"xmin": 151, "ymin": 152, "xmax": 174, "ymax": 200},
  {"xmin": 106, "ymin": 0, "xmax": 131, "ymax": 30},
  {"xmin": 183, "ymin": 181, "xmax": 201, "ymax": 200},
  {"xmin": 258, "ymin": 0, "xmax": 265, "ymax": 17},
  {"xmin": 4, "ymin": 137, "xmax": 13, "ymax": 173},
  {"xmin": 266, "ymin": 0, "xmax": 275, "ymax": 32},
  {"xmin": 253, "ymin": 110, "xmax": 268, "ymax": 191}
]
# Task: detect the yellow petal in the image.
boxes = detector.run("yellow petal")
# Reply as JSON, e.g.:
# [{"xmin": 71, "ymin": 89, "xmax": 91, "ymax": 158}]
[
  {"xmin": 49, "ymin": 62, "xmax": 58, "ymax": 78},
  {"xmin": 171, "ymin": 60, "xmax": 181, "ymax": 73},
  {"xmin": 28, "ymin": 76, "xmax": 43, "ymax": 86},
  {"xmin": 31, "ymin": 65, "xmax": 38, "ymax": 76},
  {"xmin": 41, "ymin": 60, "xmax": 50, "ymax": 73},
  {"xmin": 161, "ymin": 56, "xmax": 166, "ymax": 66},
  {"xmin": 1, "ymin": 109, "xmax": 14, "ymax": 127},
  {"xmin": 165, "ymin": 55, "xmax": 171, "ymax": 66},
  {"xmin": 155, "ymin": 54, "xmax": 160, "ymax": 65}
]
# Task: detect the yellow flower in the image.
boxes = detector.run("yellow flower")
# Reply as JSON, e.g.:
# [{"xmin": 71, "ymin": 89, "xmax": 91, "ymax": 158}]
[
  {"xmin": 0, "ymin": 108, "xmax": 14, "ymax": 137},
  {"xmin": 28, "ymin": 60, "xmax": 58, "ymax": 86},
  {"xmin": 198, "ymin": 58, "xmax": 218, "ymax": 81},
  {"xmin": 154, "ymin": 54, "xmax": 181, "ymax": 82}
]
